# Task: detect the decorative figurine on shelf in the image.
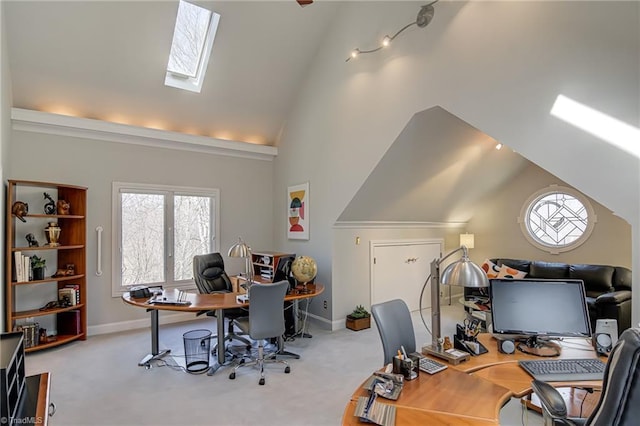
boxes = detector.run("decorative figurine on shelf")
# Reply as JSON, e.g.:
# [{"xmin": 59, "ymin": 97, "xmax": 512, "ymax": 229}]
[
  {"xmin": 43, "ymin": 192, "xmax": 56, "ymax": 214},
  {"xmin": 44, "ymin": 222, "xmax": 61, "ymax": 246},
  {"xmin": 58, "ymin": 295, "xmax": 72, "ymax": 308},
  {"xmin": 11, "ymin": 201, "xmax": 29, "ymax": 222},
  {"xmin": 25, "ymin": 233, "xmax": 39, "ymax": 247},
  {"xmin": 57, "ymin": 199, "xmax": 70, "ymax": 215},
  {"xmin": 39, "ymin": 328, "xmax": 48, "ymax": 344},
  {"xmin": 53, "ymin": 263, "xmax": 75, "ymax": 277}
]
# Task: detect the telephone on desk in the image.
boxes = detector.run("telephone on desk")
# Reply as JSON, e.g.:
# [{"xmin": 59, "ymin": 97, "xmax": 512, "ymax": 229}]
[
  {"xmin": 130, "ymin": 286, "xmax": 151, "ymax": 298},
  {"xmin": 130, "ymin": 285, "xmax": 163, "ymax": 298}
]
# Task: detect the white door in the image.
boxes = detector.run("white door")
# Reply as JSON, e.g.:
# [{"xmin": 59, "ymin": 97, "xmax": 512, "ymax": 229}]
[{"xmin": 371, "ymin": 240, "xmax": 443, "ymax": 312}]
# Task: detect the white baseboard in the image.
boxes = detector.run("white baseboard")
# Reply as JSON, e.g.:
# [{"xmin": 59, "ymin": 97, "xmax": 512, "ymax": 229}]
[
  {"xmin": 88, "ymin": 310, "xmax": 354, "ymax": 336},
  {"xmin": 305, "ymin": 311, "xmax": 334, "ymax": 330},
  {"xmin": 87, "ymin": 312, "xmax": 198, "ymax": 336}
]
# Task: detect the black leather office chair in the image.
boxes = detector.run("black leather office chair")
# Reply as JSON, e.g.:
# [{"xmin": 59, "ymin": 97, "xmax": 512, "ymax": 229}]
[
  {"xmin": 193, "ymin": 253, "xmax": 251, "ymax": 354},
  {"xmin": 274, "ymin": 255, "xmax": 296, "ymax": 337},
  {"xmin": 229, "ymin": 281, "xmax": 291, "ymax": 385},
  {"xmin": 371, "ymin": 299, "xmax": 416, "ymax": 365},
  {"xmin": 531, "ymin": 327, "xmax": 640, "ymax": 425}
]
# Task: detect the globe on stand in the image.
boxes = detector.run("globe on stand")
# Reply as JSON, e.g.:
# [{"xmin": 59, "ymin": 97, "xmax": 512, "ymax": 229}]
[{"xmin": 291, "ymin": 255, "xmax": 317, "ymax": 294}]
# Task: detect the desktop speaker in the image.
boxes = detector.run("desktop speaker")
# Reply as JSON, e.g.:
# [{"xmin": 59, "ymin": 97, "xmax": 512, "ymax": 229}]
[
  {"xmin": 593, "ymin": 333, "xmax": 613, "ymax": 355},
  {"xmin": 595, "ymin": 319, "xmax": 618, "ymax": 346},
  {"xmin": 497, "ymin": 338, "xmax": 515, "ymax": 354},
  {"xmin": 592, "ymin": 319, "xmax": 618, "ymax": 355}
]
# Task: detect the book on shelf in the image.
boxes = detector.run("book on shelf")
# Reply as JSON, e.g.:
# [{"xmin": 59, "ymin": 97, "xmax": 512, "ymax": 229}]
[
  {"xmin": 13, "ymin": 251, "xmax": 21, "ymax": 282},
  {"xmin": 64, "ymin": 284, "xmax": 81, "ymax": 304},
  {"xmin": 24, "ymin": 255, "xmax": 31, "ymax": 281},
  {"xmin": 14, "ymin": 322, "xmax": 40, "ymax": 348},
  {"xmin": 14, "ymin": 251, "xmax": 23, "ymax": 282},
  {"xmin": 58, "ymin": 288, "xmax": 77, "ymax": 306},
  {"xmin": 57, "ymin": 310, "xmax": 81, "ymax": 335},
  {"xmin": 13, "ymin": 252, "xmax": 35, "ymax": 282}
]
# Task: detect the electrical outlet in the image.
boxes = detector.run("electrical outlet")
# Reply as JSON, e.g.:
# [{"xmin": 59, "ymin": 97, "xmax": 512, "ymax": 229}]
[{"xmin": 323, "ymin": 300, "xmax": 327, "ymax": 309}]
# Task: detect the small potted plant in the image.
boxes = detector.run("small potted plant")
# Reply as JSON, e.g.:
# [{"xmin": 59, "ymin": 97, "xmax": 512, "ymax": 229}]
[
  {"xmin": 346, "ymin": 305, "xmax": 371, "ymax": 331},
  {"xmin": 31, "ymin": 255, "xmax": 46, "ymax": 281}
]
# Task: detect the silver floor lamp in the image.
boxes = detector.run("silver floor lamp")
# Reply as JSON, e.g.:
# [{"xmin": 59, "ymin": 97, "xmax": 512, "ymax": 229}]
[{"xmin": 422, "ymin": 245, "xmax": 489, "ymax": 363}]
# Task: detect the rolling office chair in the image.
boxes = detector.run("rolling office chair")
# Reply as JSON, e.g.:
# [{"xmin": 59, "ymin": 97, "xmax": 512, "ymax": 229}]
[
  {"xmin": 531, "ymin": 327, "xmax": 640, "ymax": 426},
  {"xmin": 229, "ymin": 281, "xmax": 291, "ymax": 385},
  {"xmin": 192, "ymin": 253, "xmax": 251, "ymax": 355},
  {"xmin": 371, "ymin": 299, "xmax": 417, "ymax": 365}
]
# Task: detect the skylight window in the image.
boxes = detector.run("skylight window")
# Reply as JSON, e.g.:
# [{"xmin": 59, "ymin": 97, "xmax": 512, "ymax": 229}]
[
  {"xmin": 165, "ymin": 1, "xmax": 220, "ymax": 93},
  {"xmin": 551, "ymin": 95, "xmax": 640, "ymax": 159}
]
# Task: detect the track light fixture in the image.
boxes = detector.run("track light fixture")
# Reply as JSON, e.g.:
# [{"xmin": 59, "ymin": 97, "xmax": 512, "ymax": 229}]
[{"xmin": 346, "ymin": 1, "xmax": 438, "ymax": 62}]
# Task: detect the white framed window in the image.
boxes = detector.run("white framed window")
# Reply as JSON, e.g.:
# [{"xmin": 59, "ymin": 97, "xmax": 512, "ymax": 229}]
[
  {"xmin": 112, "ymin": 182, "xmax": 220, "ymax": 296},
  {"xmin": 518, "ymin": 185, "xmax": 596, "ymax": 254},
  {"xmin": 165, "ymin": 1, "xmax": 220, "ymax": 93}
]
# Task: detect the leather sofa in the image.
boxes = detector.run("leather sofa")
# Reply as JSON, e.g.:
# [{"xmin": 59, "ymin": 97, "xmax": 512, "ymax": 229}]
[{"xmin": 465, "ymin": 258, "xmax": 632, "ymax": 333}]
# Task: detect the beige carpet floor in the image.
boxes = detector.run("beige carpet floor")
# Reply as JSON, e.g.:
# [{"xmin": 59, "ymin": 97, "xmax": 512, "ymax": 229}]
[{"xmin": 25, "ymin": 303, "xmax": 541, "ymax": 425}]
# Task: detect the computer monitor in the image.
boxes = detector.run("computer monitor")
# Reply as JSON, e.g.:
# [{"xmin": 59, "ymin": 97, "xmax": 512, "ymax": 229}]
[{"xmin": 490, "ymin": 278, "xmax": 592, "ymax": 356}]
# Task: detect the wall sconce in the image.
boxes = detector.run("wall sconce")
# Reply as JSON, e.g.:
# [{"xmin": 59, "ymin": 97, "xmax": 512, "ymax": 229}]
[
  {"xmin": 346, "ymin": 1, "xmax": 438, "ymax": 62},
  {"xmin": 459, "ymin": 233, "xmax": 475, "ymax": 249}
]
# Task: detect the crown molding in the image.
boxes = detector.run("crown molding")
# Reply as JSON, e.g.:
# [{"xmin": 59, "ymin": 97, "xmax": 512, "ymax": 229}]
[
  {"xmin": 333, "ymin": 221, "xmax": 467, "ymax": 229},
  {"xmin": 11, "ymin": 108, "xmax": 277, "ymax": 161}
]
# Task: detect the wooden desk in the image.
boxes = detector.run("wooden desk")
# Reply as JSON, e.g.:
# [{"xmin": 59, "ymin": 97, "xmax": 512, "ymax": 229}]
[
  {"xmin": 122, "ymin": 283, "xmax": 324, "ymax": 372},
  {"xmin": 342, "ymin": 333, "xmax": 602, "ymax": 425},
  {"xmin": 23, "ymin": 372, "xmax": 52, "ymax": 425},
  {"xmin": 343, "ymin": 368, "xmax": 512, "ymax": 425},
  {"xmin": 455, "ymin": 334, "xmax": 602, "ymax": 397}
]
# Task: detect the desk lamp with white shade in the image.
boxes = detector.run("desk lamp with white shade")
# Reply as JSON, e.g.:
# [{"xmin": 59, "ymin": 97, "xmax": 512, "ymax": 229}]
[{"xmin": 421, "ymin": 245, "xmax": 489, "ymax": 363}]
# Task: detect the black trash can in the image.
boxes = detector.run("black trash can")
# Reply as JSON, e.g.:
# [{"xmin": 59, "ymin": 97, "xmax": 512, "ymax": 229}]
[{"xmin": 183, "ymin": 329, "xmax": 211, "ymax": 373}]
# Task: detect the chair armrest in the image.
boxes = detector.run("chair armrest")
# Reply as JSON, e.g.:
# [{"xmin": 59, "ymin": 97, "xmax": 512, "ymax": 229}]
[
  {"xmin": 531, "ymin": 380, "xmax": 568, "ymax": 418},
  {"xmin": 595, "ymin": 290, "xmax": 632, "ymax": 305}
]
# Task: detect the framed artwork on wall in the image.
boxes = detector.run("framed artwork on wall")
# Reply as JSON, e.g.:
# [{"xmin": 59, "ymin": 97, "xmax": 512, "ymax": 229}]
[{"xmin": 287, "ymin": 182, "xmax": 309, "ymax": 240}]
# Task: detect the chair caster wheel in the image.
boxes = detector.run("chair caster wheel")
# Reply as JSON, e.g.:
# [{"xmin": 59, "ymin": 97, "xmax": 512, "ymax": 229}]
[
  {"xmin": 285, "ymin": 366, "xmax": 291, "ymax": 374},
  {"xmin": 259, "ymin": 378, "xmax": 265, "ymax": 385},
  {"xmin": 229, "ymin": 372, "xmax": 236, "ymax": 380},
  {"xmin": 239, "ymin": 358, "xmax": 245, "ymax": 364}
]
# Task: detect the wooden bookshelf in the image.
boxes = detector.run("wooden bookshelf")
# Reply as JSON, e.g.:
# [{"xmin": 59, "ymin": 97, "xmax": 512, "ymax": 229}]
[{"xmin": 5, "ymin": 180, "xmax": 87, "ymax": 352}]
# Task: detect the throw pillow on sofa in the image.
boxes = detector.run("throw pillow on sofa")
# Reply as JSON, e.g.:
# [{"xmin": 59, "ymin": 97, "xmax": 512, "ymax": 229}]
[
  {"xmin": 481, "ymin": 259, "xmax": 501, "ymax": 278},
  {"xmin": 497, "ymin": 265, "xmax": 528, "ymax": 279}
]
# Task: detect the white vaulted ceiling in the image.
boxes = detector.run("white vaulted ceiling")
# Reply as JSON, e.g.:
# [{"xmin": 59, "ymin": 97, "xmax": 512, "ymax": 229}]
[{"xmin": 4, "ymin": 0, "xmax": 339, "ymax": 145}]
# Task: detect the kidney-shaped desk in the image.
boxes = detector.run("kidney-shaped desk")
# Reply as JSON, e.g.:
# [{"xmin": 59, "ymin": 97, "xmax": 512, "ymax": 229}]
[
  {"xmin": 122, "ymin": 283, "xmax": 324, "ymax": 372},
  {"xmin": 342, "ymin": 334, "xmax": 603, "ymax": 425}
]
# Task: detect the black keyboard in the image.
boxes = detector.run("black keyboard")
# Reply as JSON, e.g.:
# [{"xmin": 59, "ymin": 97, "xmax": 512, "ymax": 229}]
[{"xmin": 519, "ymin": 358, "xmax": 606, "ymax": 382}]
